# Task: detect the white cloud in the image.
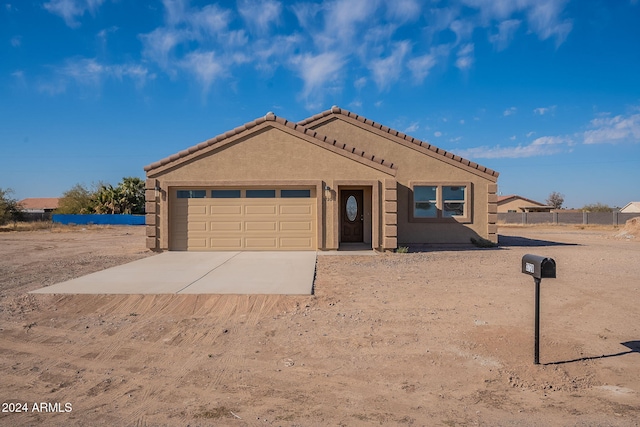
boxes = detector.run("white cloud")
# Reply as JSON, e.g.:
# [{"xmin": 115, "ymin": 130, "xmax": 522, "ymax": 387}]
[
  {"xmin": 455, "ymin": 43, "xmax": 474, "ymax": 70},
  {"xmin": 140, "ymin": 28, "xmax": 186, "ymax": 73},
  {"xmin": 369, "ymin": 41, "xmax": 410, "ymax": 90},
  {"xmin": 291, "ymin": 51, "xmax": 345, "ymax": 101},
  {"xmin": 503, "ymin": 106, "xmax": 517, "ymax": 116},
  {"xmin": 526, "ymin": 0, "xmax": 573, "ymax": 47},
  {"xmin": 180, "ymin": 50, "xmax": 225, "ymax": 94},
  {"xmin": 407, "ymin": 52, "xmax": 437, "ymax": 83},
  {"xmin": 461, "ymin": 0, "xmax": 572, "ymax": 47},
  {"xmin": 238, "ymin": 0, "xmax": 282, "ymax": 35},
  {"xmin": 455, "ymin": 135, "xmax": 572, "ymax": 159},
  {"xmin": 450, "ymin": 19, "xmax": 475, "ymax": 44},
  {"xmin": 526, "ymin": 131, "xmax": 536, "ymax": 137},
  {"xmin": 404, "ymin": 122, "xmax": 419, "ymax": 133},
  {"xmin": 450, "ymin": 136, "xmax": 462, "ymax": 143},
  {"xmin": 434, "ymin": 131, "xmax": 442, "ymax": 137},
  {"xmin": 10, "ymin": 36, "xmax": 21, "ymax": 47},
  {"xmin": 489, "ymin": 19, "xmax": 521, "ymax": 51},
  {"xmin": 39, "ymin": 57, "xmax": 153, "ymax": 94},
  {"xmin": 43, "ymin": 0, "xmax": 105, "ymax": 28},
  {"xmin": 510, "ymin": 135, "xmax": 516, "ymax": 140},
  {"xmin": 534, "ymin": 105, "xmax": 556, "ymax": 115},
  {"xmin": 459, "ymin": 119, "xmax": 465, "ymax": 125},
  {"xmin": 385, "ymin": 0, "xmax": 421, "ymax": 23},
  {"xmin": 354, "ymin": 77, "xmax": 367, "ymax": 89},
  {"xmin": 583, "ymin": 112, "xmax": 640, "ymax": 144}
]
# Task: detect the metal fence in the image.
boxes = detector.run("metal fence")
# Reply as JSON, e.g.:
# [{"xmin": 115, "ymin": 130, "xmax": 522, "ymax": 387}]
[
  {"xmin": 498, "ymin": 212, "xmax": 640, "ymax": 226},
  {"xmin": 52, "ymin": 214, "xmax": 145, "ymax": 225}
]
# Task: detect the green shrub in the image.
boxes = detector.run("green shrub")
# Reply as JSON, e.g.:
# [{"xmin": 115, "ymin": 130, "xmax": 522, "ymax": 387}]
[{"xmin": 470, "ymin": 237, "xmax": 498, "ymax": 248}]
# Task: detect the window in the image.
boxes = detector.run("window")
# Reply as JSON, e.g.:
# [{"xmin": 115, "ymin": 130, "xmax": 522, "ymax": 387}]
[
  {"xmin": 413, "ymin": 186, "xmax": 437, "ymax": 218},
  {"xmin": 177, "ymin": 190, "xmax": 206, "ymax": 198},
  {"xmin": 443, "ymin": 186, "xmax": 465, "ymax": 217},
  {"xmin": 281, "ymin": 189, "xmax": 311, "ymax": 198},
  {"xmin": 211, "ymin": 189, "xmax": 241, "ymax": 198},
  {"xmin": 246, "ymin": 189, "xmax": 276, "ymax": 198},
  {"xmin": 410, "ymin": 183, "xmax": 471, "ymax": 222}
]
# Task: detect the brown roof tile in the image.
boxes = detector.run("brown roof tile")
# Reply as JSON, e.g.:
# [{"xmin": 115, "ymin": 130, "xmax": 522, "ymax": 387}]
[
  {"xmin": 298, "ymin": 106, "xmax": 500, "ymax": 179},
  {"xmin": 144, "ymin": 113, "xmax": 397, "ymax": 174}
]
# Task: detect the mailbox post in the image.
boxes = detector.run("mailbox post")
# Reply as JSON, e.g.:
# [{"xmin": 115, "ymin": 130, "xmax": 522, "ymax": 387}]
[{"xmin": 521, "ymin": 254, "xmax": 556, "ymax": 365}]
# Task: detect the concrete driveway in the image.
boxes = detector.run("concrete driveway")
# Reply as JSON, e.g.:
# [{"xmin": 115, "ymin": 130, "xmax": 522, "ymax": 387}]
[{"xmin": 30, "ymin": 252, "xmax": 317, "ymax": 295}]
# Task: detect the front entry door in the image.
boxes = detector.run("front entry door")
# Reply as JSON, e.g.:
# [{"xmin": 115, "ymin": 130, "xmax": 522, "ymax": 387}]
[{"xmin": 340, "ymin": 190, "xmax": 364, "ymax": 243}]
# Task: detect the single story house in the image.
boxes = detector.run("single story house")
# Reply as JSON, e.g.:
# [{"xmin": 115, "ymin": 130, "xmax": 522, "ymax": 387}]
[
  {"xmin": 620, "ymin": 202, "xmax": 640, "ymax": 213},
  {"xmin": 144, "ymin": 107, "xmax": 499, "ymax": 251},
  {"xmin": 18, "ymin": 198, "xmax": 59, "ymax": 213},
  {"xmin": 497, "ymin": 195, "xmax": 552, "ymax": 213}
]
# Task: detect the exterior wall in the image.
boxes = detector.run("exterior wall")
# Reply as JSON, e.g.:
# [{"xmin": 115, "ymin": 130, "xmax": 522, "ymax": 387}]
[
  {"xmin": 146, "ymin": 124, "xmax": 394, "ymax": 251},
  {"xmin": 621, "ymin": 203, "xmax": 640, "ymax": 213},
  {"xmin": 498, "ymin": 198, "xmax": 529, "ymax": 213},
  {"xmin": 310, "ymin": 117, "xmax": 498, "ymax": 244}
]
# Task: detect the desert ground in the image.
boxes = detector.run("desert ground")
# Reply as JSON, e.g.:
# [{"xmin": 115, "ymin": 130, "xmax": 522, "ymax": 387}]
[{"xmin": 0, "ymin": 223, "xmax": 639, "ymax": 426}]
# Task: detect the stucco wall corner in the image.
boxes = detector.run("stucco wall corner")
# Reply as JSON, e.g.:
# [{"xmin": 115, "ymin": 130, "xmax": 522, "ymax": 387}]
[{"xmin": 146, "ymin": 237, "xmax": 158, "ymax": 250}]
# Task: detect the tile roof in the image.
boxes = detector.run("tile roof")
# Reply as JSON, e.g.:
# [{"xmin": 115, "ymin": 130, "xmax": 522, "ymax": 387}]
[
  {"xmin": 497, "ymin": 195, "xmax": 547, "ymax": 206},
  {"xmin": 144, "ymin": 112, "xmax": 397, "ymax": 174},
  {"xmin": 18, "ymin": 198, "xmax": 59, "ymax": 210},
  {"xmin": 298, "ymin": 106, "xmax": 499, "ymax": 179}
]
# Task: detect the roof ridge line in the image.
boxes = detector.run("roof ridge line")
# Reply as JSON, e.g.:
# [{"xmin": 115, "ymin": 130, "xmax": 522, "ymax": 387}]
[{"xmin": 298, "ymin": 106, "xmax": 498, "ymax": 178}]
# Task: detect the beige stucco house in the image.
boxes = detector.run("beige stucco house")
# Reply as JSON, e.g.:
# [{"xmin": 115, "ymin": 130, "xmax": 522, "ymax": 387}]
[
  {"xmin": 497, "ymin": 195, "xmax": 552, "ymax": 213},
  {"xmin": 144, "ymin": 107, "xmax": 499, "ymax": 251},
  {"xmin": 620, "ymin": 202, "xmax": 640, "ymax": 213}
]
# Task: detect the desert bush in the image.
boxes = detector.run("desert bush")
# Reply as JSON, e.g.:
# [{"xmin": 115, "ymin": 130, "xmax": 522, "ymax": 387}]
[{"xmin": 470, "ymin": 237, "xmax": 498, "ymax": 248}]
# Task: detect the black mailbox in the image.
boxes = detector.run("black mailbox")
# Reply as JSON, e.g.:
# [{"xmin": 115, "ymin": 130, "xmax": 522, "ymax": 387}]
[{"xmin": 522, "ymin": 254, "xmax": 556, "ymax": 279}]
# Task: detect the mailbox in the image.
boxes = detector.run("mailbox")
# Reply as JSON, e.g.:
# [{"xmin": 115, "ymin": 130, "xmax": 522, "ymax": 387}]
[
  {"xmin": 522, "ymin": 254, "xmax": 556, "ymax": 279},
  {"xmin": 522, "ymin": 254, "xmax": 556, "ymax": 365}
]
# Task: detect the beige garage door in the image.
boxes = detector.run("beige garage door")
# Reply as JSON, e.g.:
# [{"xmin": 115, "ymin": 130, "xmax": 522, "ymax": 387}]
[{"xmin": 170, "ymin": 188, "xmax": 317, "ymax": 251}]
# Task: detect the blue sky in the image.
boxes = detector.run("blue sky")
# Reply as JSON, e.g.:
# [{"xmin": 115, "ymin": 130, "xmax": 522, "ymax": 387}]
[{"xmin": 1, "ymin": 0, "xmax": 639, "ymax": 209}]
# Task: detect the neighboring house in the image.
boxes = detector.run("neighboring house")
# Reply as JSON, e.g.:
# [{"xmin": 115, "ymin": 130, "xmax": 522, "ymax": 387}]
[
  {"xmin": 144, "ymin": 107, "xmax": 499, "ymax": 252},
  {"xmin": 620, "ymin": 202, "xmax": 640, "ymax": 213},
  {"xmin": 497, "ymin": 195, "xmax": 553, "ymax": 213},
  {"xmin": 18, "ymin": 198, "xmax": 59, "ymax": 213}
]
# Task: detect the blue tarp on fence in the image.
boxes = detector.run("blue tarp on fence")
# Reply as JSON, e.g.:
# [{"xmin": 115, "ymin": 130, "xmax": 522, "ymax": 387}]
[{"xmin": 52, "ymin": 214, "xmax": 145, "ymax": 225}]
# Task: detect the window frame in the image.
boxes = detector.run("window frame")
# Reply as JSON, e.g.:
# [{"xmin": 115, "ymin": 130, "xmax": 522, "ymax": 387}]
[
  {"xmin": 246, "ymin": 189, "xmax": 276, "ymax": 198},
  {"xmin": 176, "ymin": 190, "xmax": 207, "ymax": 199},
  {"xmin": 211, "ymin": 189, "xmax": 241, "ymax": 198},
  {"xmin": 409, "ymin": 182, "xmax": 472, "ymax": 223}
]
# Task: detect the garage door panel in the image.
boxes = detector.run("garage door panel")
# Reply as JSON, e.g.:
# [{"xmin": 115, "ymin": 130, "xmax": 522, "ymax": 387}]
[
  {"xmin": 210, "ymin": 221, "xmax": 242, "ymax": 231},
  {"xmin": 245, "ymin": 205, "xmax": 277, "ymax": 215},
  {"xmin": 188, "ymin": 221, "xmax": 207, "ymax": 231},
  {"xmin": 280, "ymin": 205, "xmax": 313, "ymax": 215},
  {"xmin": 280, "ymin": 221, "xmax": 313, "ymax": 231},
  {"xmin": 188, "ymin": 205, "xmax": 207, "ymax": 215},
  {"xmin": 171, "ymin": 188, "xmax": 316, "ymax": 251},
  {"xmin": 245, "ymin": 238, "xmax": 278, "ymax": 249},
  {"xmin": 210, "ymin": 238, "xmax": 243, "ymax": 249},
  {"xmin": 211, "ymin": 205, "xmax": 242, "ymax": 215},
  {"xmin": 245, "ymin": 221, "xmax": 277, "ymax": 231},
  {"xmin": 279, "ymin": 237, "xmax": 313, "ymax": 249},
  {"xmin": 189, "ymin": 238, "xmax": 208, "ymax": 249}
]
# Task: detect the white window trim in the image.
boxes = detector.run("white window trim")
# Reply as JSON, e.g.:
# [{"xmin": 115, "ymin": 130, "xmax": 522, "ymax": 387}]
[{"xmin": 409, "ymin": 182, "xmax": 472, "ymax": 223}]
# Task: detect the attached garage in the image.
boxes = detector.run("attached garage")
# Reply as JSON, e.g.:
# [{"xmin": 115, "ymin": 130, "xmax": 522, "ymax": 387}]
[{"xmin": 170, "ymin": 187, "xmax": 317, "ymax": 251}]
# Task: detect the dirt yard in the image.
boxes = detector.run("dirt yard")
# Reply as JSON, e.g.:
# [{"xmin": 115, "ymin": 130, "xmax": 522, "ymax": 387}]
[{"xmin": 0, "ymin": 224, "xmax": 639, "ymax": 426}]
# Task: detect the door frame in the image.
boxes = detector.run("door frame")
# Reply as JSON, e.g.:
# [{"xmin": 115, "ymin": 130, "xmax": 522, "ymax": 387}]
[{"xmin": 333, "ymin": 180, "xmax": 380, "ymax": 249}]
